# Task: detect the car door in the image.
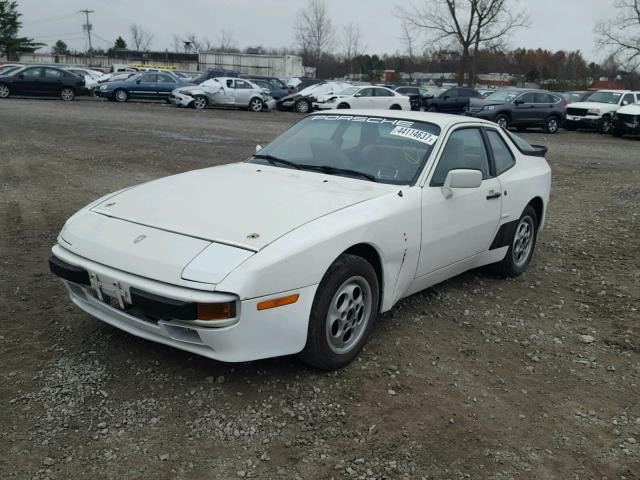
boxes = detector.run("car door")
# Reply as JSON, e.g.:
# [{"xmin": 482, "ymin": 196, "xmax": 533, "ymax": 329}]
[
  {"xmin": 512, "ymin": 92, "xmax": 537, "ymax": 124},
  {"xmin": 534, "ymin": 92, "xmax": 561, "ymax": 122},
  {"xmin": 42, "ymin": 68, "xmax": 63, "ymax": 96},
  {"xmin": 13, "ymin": 67, "xmax": 43, "ymax": 95},
  {"xmin": 155, "ymin": 74, "xmax": 179, "ymax": 98},
  {"xmin": 438, "ymin": 89, "xmax": 459, "ymax": 112},
  {"xmin": 372, "ymin": 87, "xmax": 394, "ymax": 108},
  {"xmin": 215, "ymin": 79, "xmax": 237, "ymax": 105},
  {"xmin": 233, "ymin": 79, "xmax": 254, "ymax": 106},
  {"xmin": 416, "ymin": 127, "xmax": 502, "ymax": 276},
  {"xmin": 351, "ymin": 88, "xmax": 374, "ymax": 108},
  {"xmin": 621, "ymin": 93, "xmax": 635, "ymax": 108},
  {"xmin": 132, "ymin": 74, "xmax": 157, "ymax": 98}
]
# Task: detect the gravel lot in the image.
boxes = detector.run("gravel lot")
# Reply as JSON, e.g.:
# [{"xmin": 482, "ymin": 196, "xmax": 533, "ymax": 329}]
[{"xmin": 1, "ymin": 98, "xmax": 639, "ymax": 480}]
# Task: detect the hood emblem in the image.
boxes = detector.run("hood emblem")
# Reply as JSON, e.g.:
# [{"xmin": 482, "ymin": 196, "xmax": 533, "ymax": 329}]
[
  {"xmin": 133, "ymin": 234, "xmax": 147, "ymax": 244},
  {"xmin": 246, "ymin": 233, "xmax": 260, "ymax": 239}
]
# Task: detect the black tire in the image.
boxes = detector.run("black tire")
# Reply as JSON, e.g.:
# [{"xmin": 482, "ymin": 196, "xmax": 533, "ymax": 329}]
[
  {"xmin": 599, "ymin": 116, "xmax": 612, "ymax": 134},
  {"xmin": 249, "ymin": 97, "xmax": 264, "ymax": 112},
  {"xmin": 60, "ymin": 87, "xmax": 75, "ymax": 101},
  {"xmin": 298, "ymin": 254, "xmax": 380, "ymax": 370},
  {"xmin": 492, "ymin": 205, "xmax": 539, "ymax": 278},
  {"xmin": 294, "ymin": 99, "xmax": 311, "ymax": 113},
  {"xmin": 0, "ymin": 82, "xmax": 10, "ymax": 99},
  {"xmin": 495, "ymin": 114, "xmax": 509, "ymax": 130},
  {"xmin": 337, "ymin": 103, "xmax": 350, "ymax": 109},
  {"xmin": 390, "ymin": 104, "xmax": 402, "ymax": 110},
  {"xmin": 544, "ymin": 115, "xmax": 560, "ymax": 134},
  {"xmin": 113, "ymin": 89, "xmax": 128, "ymax": 103},
  {"xmin": 192, "ymin": 95, "xmax": 208, "ymax": 110}
]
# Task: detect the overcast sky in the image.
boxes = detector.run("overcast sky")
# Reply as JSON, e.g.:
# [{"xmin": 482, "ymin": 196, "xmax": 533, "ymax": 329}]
[{"xmin": 18, "ymin": 0, "xmax": 617, "ymax": 63}]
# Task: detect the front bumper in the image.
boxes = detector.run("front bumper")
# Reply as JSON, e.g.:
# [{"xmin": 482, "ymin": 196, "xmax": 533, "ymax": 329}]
[
  {"xmin": 612, "ymin": 117, "xmax": 640, "ymax": 135},
  {"xmin": 50, "ymin": 245, "xmax": 317, "ymax": 362},
  {"xmin": 170, "ymin": 91, "xmax": 195, "ymax": 107},
  {"xmin": 565, "ymin": 115, "xmax": 602, "ymax": 129}
]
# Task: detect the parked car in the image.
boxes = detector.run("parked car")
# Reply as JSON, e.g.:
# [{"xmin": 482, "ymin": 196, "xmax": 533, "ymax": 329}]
[
  {"xmin": 0, "ymin": 66, "xmax": 86, "ymax": 101},
  {"xmin": 277, "ymin": 81, "xmax": 352, "ymax": 113},
  {"xmin": 565, "ymin": 90, "xmax": 640, "ymax": 134},
  {"xmin": 612, "ymin": 101, "xmax": 640, "ymax": 137},
  {"xmin": 477, "ymin": 88, "xmax": 497, "ymax": 99},
  {"xmin": 465, "ymin": 88, "xmax": 566, "ymax": 133},
  {"xmin": 423, "ymin": 86, "xmax": 481, "ymax": 113},
  {"xmin": 65, "ymin": 67, "xmax": 103, "ymax": 90},
  {"xmin": 49, "ymin": 110, "xmax": 551, "ymax": 369},
  {"xmin": 246, "ymin": 78, "xmax": 289, "ymax": 100},
  {"xmin": 96, "ymin": 72, "xmax": 137, "ymax": 85},
  {"xmin": 98, "ymin": 72, "xmax": 190, "ymax": 102},
  {"xmin": 315, "ymin": 86, "xmax": 411, "ymax": 111},
  {"xmin": 394, "ymin": 85, "xmax": 432, "ymax": 110},
  {"xmin": 170, "ymin": 77, "xmax": 274, "ymax": 111},
  {"xmin": 562, "ymin": 91, "xmax": 592, "ymax": 104}
]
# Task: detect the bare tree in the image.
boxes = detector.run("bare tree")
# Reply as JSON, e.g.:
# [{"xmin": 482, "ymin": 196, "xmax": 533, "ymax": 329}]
[
  {"xmin": 217, "ymin": 29, "xmax": 238, "ymax": 52},
  {"xmin": 129, "ymin": 23, "xmax": 154, "ymax": 51},
  {"xmin": 596, "ymin": 0, "xmax": 640, "ymax": 71},
  {"xmin": 399, "ymin": 18, "xmax": 419, "ymax": 80},
  {"xmin": 294, "ymin": 0, "xmax": 335, "ymax": 74},
  {"xmin": 171, "ymin": 34, "xmax": 184, "ymax": 53},
  {"xmin": 341, "ymin": 22, "xmax": 364, "ymax": 75},
  {"xmin": 398, "ymin": 0, "xmax": 529, "ymax": 85}
]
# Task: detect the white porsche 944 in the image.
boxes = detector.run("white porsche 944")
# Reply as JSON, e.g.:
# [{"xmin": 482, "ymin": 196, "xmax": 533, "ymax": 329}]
[{"xmin": 50, "ymin": 111, "xmax": 551, "ymax": 370}]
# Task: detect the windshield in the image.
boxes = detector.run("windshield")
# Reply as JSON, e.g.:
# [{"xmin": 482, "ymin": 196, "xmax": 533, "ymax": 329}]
[
  {"xmin": 247, "ymin": 114, "xmax": 441, "ymax": 185},
  {"xmin": 0, "ymin": 66, "xmax": 22, "ymax": 75},
  {"xmin": 338, "ymin": 87, "xmax": 360, "ymax": 96},
  {"xmin": 267, "ymin": 78, "xmax": 286, "ymax": 89},
  {"xmin": 587, "ymin": 91, "xmax": 623, "ymax": 104},
  {"xmin": 484, "ymin": 90, "xmax": 520, "ymax": 102}
]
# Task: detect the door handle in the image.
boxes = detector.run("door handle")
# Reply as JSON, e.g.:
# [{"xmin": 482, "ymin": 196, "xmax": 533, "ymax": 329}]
[{"xmin": 486, "ymin": 191, "xmax": 502, "ymax": 200}]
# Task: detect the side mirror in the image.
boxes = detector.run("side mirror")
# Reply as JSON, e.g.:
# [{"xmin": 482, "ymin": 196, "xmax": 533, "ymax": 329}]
[
  {"xmin": 18, "ymin": 74, "xmax": 24, "ymax": 79},
  {"xmin": 136, "ymin": 79, "xmax": 141, "ymax": 84},
  {"xmin": 354, "ymin": 93, "xmax": 362, "ymax": 97},
  {"xmin": 255, "ymin": 145, "xmax": 263, "ymax": 153},
  {"xmin": 442, "ymin": 169, "xmax": 482, "ymax": 198},
  {"xmin": 622, "ymin": 100, "xmax": 629, "ymax": 106}
]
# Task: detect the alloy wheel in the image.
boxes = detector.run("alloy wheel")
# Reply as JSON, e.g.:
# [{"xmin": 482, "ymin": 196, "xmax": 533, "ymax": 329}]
[
  {"xmin": 512, "ymin": 215, "xmax": 534, "ymax": 267},
  {"xmin": 250, "ymin": 98, "xmax": 263, "ymax": 112},
  {"xmin": 325, "ymin": 276, "xmax": 372, "ymax": 355},
  {"xmin": 0, "ymin": 84, "xmax": 9, "ymax": 98},
  {"xmin": 194, "ymin": 96, "xmax": 207, "ymax": 109},
  {"xmin": 547, "ymin": 118, "xmax": 558, "ymax": 133},
  {"xmin": 496, "ymin": 116, "xmax": 508, "ymax": 129},
  {"xmin": 60, "ymin": 88, "xmax": 74, "ymax": 101}
]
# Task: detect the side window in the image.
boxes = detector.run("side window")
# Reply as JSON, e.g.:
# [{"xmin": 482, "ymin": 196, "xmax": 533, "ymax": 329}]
[
  {"xmin": 226, "ymin": 79, "xmax": 234, "ymax": 88},
  {"xmin": 235, "ymin": 80, "xmax": 252, "ymax": 89},
  {"xmin": 374, "ymin": 88, "xmax": 393, "ymax": 97},
  {"xmin": 141, "ymin": 74, "xmax": 157, "ymax": 83},
  {"xmin": 445, "ymin": 89, "xmax": 458, "ymax": 98},
  {"xmin": 535, "ymin": 93, "xmax": 558, "ymax": 103},
  {"xmin": 44, "ymin": 68, "xmax": 62, "ymax": 79},
  {"xmin": 622, "ymin": 93, "xmax": 634, "ymax": 105},
  {"xmin": 430, "ymin": 128, "xmax": 491, "ymax": 186},
  {"xmin": 157, "ymin": 74, "xmax": 175, "ymax": 83},
  {"xmin": 21, "ymin": 68, "xmax": 42, "ymax": 79},
  {"xmin": 518, "ymin": 92, "xmax": 536, "ymax": 104},
  {"xmin": 357, "ymin": 88, "xmax": 374, "ymax": 97},
  {"xmin": 485, "ymin": 130, "xmax": 516, "ymax": 175}
]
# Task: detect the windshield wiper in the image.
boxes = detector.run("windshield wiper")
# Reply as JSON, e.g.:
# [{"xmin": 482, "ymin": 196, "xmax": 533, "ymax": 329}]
[
  {"xmin": 253, "ymin": 154, "xmax": 301, "ymax": 169},
  {"xmin": 299, "ymin": 164, "xmax": 377, "ymax": 182}
]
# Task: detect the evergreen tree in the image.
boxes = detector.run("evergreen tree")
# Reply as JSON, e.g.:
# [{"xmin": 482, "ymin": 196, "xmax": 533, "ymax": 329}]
[
  {"xmin": 114, "ymin": 36, "xmax": 127, "ymax": 50},
  {"xmin": 0, "ymin": 1, "xmax": 43, "ymax": 59},
  {"xmin": 51, "ymin": 39, "xmax": 69, "ymax": 55}
]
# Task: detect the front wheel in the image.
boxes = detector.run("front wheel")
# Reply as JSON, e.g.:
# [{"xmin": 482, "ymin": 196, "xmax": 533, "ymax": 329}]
[
  {"xmin": 0, "ymin": 83, "xmax": 11, "ymax": 98},
  {"xmin": 492, "ymin": 205, "xmax": 538, "ymax": 277},
  {"xmin": 60, "ymin": 87, "xmax": 75, "ymax": 101},
  {"xmin": 113, "ymin": 89, "xmax": 128, "ymax": 103},
  {"xmin": 599, "ymin": 116, "xmax": 612, "ymax": 134},
  {"xmin": 193, "ymin": 95, "xmax": 208, "ymax": 110},
  {"xmin": 389, "ymin": 104, "xmax": 402, "ymax": 110},
  {"xmin": 299, "ymin": 254, "xmax": 379, "ymax": 370},
  {"xmin": 249, "ymin": 97, "xmax": 264, "ymax": 112},
  {"xmin": 294, "ymin": 99, "xmax": 311, "ymax": 113}
]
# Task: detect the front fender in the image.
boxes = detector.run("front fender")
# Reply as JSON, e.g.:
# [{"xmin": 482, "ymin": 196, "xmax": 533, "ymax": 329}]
[{"xmin": 216, "ymin": 187, "xmax": 423, "ymax": 312}]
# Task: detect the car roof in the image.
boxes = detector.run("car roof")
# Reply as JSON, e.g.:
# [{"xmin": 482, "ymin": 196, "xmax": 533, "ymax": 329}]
[{"xmin": 310, "ymin": 109, "xmax": 497, "ymax": 128}]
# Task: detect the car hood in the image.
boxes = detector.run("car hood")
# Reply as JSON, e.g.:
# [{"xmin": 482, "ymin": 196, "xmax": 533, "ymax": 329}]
[
  {"xmin": 567, "ymin": 101, "xmax": 619, "ymax": 110},
  {"xmin": 90, "ymin": 162, "xmax": 395, "ymax": 251},
  {"xmin": 616, "ymin": 103, "xmax": 640, "ymax": 115}
]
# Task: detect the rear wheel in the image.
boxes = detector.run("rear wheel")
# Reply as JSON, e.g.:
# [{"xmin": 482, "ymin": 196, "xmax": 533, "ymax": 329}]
[
  {"xmin": 337, "ymin": 103, "xmax": 350, "ymax": 109},
  {"xmin": 495, "ymin": 114, "xmax": 509, "ymax": 129},
  {"xmin": 60, "ymin": 87, "xmax": 75, "ymax": 101},
  {"xmin": 0, "ymin": 83, "xmax": 10, "ymax": 98},
  {"xmin": 544, "ymin": 115, "xmax": 560, "ymax": 134},
  {"xmin": 294, "ymin": 99, "xmax": 311, "ymax": 113},
  {"xmin": 390, "ymin": 104, "xmax": 402, "ymax": 110},
  {"xmin": 249, "ymin": 97, "xmax": 264, "ymax": 112},
  {"xmin": 299, "ymin": 254, "xmax": 379, "ymax": 370},
  {"xmin": 193, "ymin": 95, "xmax": 208, "ymax": 110},
  {"xmin": 492, "ymin": 205, "xmax": 538, "ymax": 278},
  {"xmin": 114, "ymin": 89, "xmax": 128, "ymax": 103}
]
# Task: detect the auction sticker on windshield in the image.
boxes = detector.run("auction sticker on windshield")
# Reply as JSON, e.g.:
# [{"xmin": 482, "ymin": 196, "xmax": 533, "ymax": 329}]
[{"xmin": 389, "ymin": 126, "xmax": 439, "ymax": 145}]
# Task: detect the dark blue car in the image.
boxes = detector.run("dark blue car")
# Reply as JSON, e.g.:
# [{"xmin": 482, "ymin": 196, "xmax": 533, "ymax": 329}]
[{"xmin": 98, "ymin": 72, "xmax": 191, "ymax": 102}]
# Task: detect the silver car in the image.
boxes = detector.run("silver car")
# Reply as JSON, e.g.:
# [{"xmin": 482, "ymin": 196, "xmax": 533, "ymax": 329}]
[{"xmin": 170, "ymin": 77, "xmax": 274, "ymax": 111}]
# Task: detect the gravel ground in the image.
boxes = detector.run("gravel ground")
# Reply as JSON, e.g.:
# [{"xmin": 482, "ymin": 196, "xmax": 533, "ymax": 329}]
[{"xmin": 0, "ymin": 98, "xmax": 639, "ymax": 480}]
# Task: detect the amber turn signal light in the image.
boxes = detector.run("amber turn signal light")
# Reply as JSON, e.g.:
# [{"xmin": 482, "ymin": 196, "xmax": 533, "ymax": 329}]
[
  {"xmin": 257, "ymin": 294, "xmax": 299, "ymax": 311},
  {"xmin": 197, "ymin": 302, "xmax": 235, "ymax": 320}
]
